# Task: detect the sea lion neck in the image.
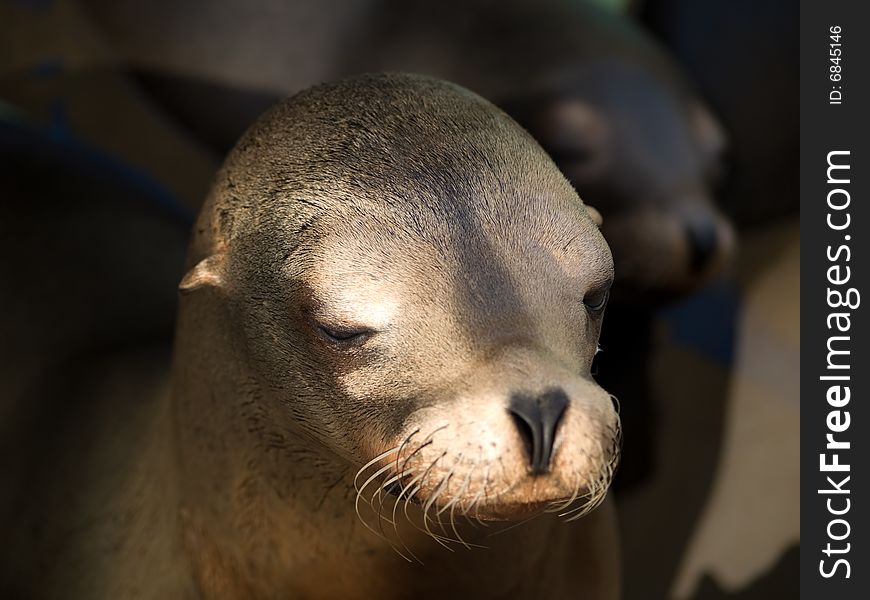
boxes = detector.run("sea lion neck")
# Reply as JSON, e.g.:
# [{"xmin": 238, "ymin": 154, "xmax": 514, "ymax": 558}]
[{"xmin": 168, "ymin": 287, "xmax": 361, "ymax": 596}]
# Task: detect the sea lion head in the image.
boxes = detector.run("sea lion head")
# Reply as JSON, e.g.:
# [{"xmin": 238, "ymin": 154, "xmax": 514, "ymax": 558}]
[
  {"xmin": 503, "ymin": 62, "xmax": 735, "ymax": 302},
  {"xmin": 180, "ymin": 73, "xmax": 619, "ymax": 526}
]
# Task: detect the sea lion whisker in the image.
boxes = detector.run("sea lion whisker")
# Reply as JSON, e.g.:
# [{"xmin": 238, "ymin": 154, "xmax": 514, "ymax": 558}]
[
  {"xmin": 354, "ymin": 445, "xmax": 402, "ymax": 493},
  {"xmin": 422, "ymin": 476, "xmax": 450, "ymax": 542},
  {"xmin": 354, "ymin": 462, "xmax": 398, "ymax": 542},
  {"xmin": 557, "ymin": 434, "xmax": 620, "ymax": 521},
  {"xmin": 488, "ymin": 508, "xmax": 545, "ymax": 537},
  {"xmin": 424, "ymin": 468, "xmax": 454, "ymax": 518},
  {"xmin": 558, "ymin": 502, "xmax": 586, "ymax": 520},
  {"xmin": 472, "ymin": 465, "xmax": 492, "ymax": 527},
  {"xmin": 406, "ymin": 454, "xmax": 458, "ymax": 548},
  {"xmin": 401, "ymin": 482, "xmax": 447, "ymax": 551},
  {"xmin": 397, "ymin": 424, "xmax": 449, "ymax": 477},
  {"xmin": 462, "ymin": 487, "xmax": 486, "ymax": 531},
  {"xmin": 485, "ymin": 456, "xmax": 519, "ymax": 499},
  {"xmin": 393, "ymin": 428, "xmax": 420, "ymax": 483},
  {"xmin": 547, "ymin": 473, "xmax": 583, "ymax": 513},
  {"xmin": 433, "ymin": 454, "xmax": 470, "ymax": 543},
  {"xmin": 391, "ymin": 470, "xmax": 424, "ymax": 536},
  {"xmin": 390, "ymin": 466, "xmax": 451, "ymax": 554},
  {"xmin": 370, "ymin": 482, "xmax": 402, "ymax": 561},
  {"xmin": 443, "ymin": 462, "xmax": 480, "ymax": 549},
  {"xmin": 433, "ymin": 473, "xmax": 457, "ymax": 539},
  {"xmin": 560, "ymin": 463, "xmax": 611, "ymax": 522},
  {"xmin": 379, "ymin": 468, "xmax": 421, "ymax": 563},
  {"xmin": 418, "ymin": 455, "xmax": 478, "ymax": 548},
  {"xmin": 374, "ymin": 473, "xmax": 401, "ymax": 526},
  {"xmin": 610, "ymin": 393, "xmax": 622, "ymax": 416},
  {"xmin": 565, "ymin": 490, "xmax": 604, "ymax": 521},
  {"xmin": 422, "ymin": 454, "xmax": 459, "ymax": 535},
  {"xmin": 448, "ymin": 495, "xmax": 471, "ymax": 549},
  {"xmin": 355, "ymin": 462, "xmax": 395, "ymax": 512},
  {"xmin": 420, "ymin": 490, "xmax": 456, "ymax": 550},
  {"xmin": 353, "ymin": 470, "xmax": 417, "ymax": 562},
  {"xmin": 559, "ymin": 481, "xmax": 597, "ymax": 519},
  {"xmin": 459, "ymin": 457, "xmax": 482, "ymax": 520},
  {"xmin": 399, "ymin": 481, "xmax": 456, "ymax": 550},
  {"xmin": 450, "ymin": 469, "xmax": 483, "ymax": 550},
  {"xmin": 461, "ymin": 451, "xmax": 487, "ymax": 527},
  {"xmin": 435, "ymin": 468, "xmax": 469, "ymax": 518}
]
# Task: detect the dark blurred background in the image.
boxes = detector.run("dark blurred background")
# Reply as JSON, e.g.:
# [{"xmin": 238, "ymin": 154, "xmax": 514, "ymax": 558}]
[{"xmin": 0, "ymin": 0, "xmax": 798, "ymax": 598}]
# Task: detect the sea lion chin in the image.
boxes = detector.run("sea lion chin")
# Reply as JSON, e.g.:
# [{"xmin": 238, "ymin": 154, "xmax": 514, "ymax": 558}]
[{"xmin": 172, "ymin": 73, "xmax": 620, "ymax": 596}]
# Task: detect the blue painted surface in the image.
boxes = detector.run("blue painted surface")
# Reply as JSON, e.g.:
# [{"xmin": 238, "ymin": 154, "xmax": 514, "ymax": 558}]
[
  {"xmin": 30, "ymin": 59, "xmax": 64, "ymax": 78},
  {"xmin": 0, "ymin": 115, "xmax": 196, "ymax": 227},
  {"xmin": 47, "ymin": 97, "xmax": 68, "ymax": 136},
  {"xmin": 661, "ymin": 279, "xmax": 741, "ymax": 366}
]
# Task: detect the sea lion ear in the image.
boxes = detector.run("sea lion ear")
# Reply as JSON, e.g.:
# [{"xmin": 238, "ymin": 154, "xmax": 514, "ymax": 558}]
[
  {"xmin": 179, "ymin": 254, "xmax": 225, "ymax": 294},
  {"xmin": 585, "ymin": 205, "xmax": 604, "ymax": 227}
]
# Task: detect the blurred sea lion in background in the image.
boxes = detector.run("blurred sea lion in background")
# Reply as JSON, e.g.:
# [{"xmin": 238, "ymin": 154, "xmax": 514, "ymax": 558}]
[{"xmin": 79, "ymin": 0, "xmax": 734, "ymax": 300}]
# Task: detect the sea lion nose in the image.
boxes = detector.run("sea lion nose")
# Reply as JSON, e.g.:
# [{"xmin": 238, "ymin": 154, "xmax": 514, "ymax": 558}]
[
  {"xmin": 508, "ymin": 388, "xmax": 569, "ymax": 475},
  {"xmin": 685, "ymin": 217, "xmax": 720, "ymax": 273}
]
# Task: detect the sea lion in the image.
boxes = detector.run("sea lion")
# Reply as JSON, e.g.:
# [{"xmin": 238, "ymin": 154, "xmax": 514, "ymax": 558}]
[
  {"xmin": 172, "ymin": 72, "xmax": 621, "ymax": 600},
  {"xmin": 80, "ymin": 0, "xmax": 733, "ymax": 298},
  {"xmin": 1, "ymin": 73, "xmax": 621, "ymax": 599}
]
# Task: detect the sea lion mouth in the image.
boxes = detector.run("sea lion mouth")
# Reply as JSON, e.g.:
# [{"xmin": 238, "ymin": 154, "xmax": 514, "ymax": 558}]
[
  {"xmin": 463, "ymin": 489, "xmax": 604, "ymax": 523},
  {"xmin": 354, "ymin": 458, "xmax": 615, "ymax": 537},
  {"xmin": 350, "ymin": 458, "xmax": 617, "ymax": 563},
  {"xmin": 352, "ymin": 417, "xmax": 621, "ymax": 553},
  {"xmin": 373, "ymin": 473, "xmax": 606, "ymax": 520},
  {"xmin": 382, "ymin": 479, "xmax": 411, "ymax": 500}
]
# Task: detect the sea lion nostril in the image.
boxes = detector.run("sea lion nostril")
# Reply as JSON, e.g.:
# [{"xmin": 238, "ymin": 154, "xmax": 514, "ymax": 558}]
[
  {"xmin": 509, "ymin": 410, "xmax": 537, "ymax": 471},
  {"xmin": 685, "ymin": 218, "xmax": 720, "ymax": 273},
  {"xmin": 508, "ymin": 388, "xmax": 569, "ymax": 475}
]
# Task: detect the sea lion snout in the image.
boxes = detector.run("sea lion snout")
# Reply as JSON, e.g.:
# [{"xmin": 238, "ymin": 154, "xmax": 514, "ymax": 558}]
[
  {"xmin": 677, "ymin": 202, "xmax": 736, "ymax": 280},
  {"xmin": 508, "ymin": 388, "xmax": 569, "ymax": 475},
  {"xmin": 373, "ymin": 344, "xmax": 619, "ymax": 523},
  {"xmin": 683, "ymin": 209, "xmax": 729, "ymax": 274},
  {"xmin": 601, "ymin": 201, "xmax": 734, "ymax": 300}
]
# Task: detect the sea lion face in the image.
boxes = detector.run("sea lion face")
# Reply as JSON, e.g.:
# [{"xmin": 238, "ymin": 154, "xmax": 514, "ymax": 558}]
[
  {"xmin": 300, "ymin": 206, "xmax": 618, "ymax": 522},
  {"xmin": 190, "ymin": 75, "xmax": 620, "ymax": 524},
  {"xmin": 504, "ymin": 64, "xmax": 735, "ymax": 301}
]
